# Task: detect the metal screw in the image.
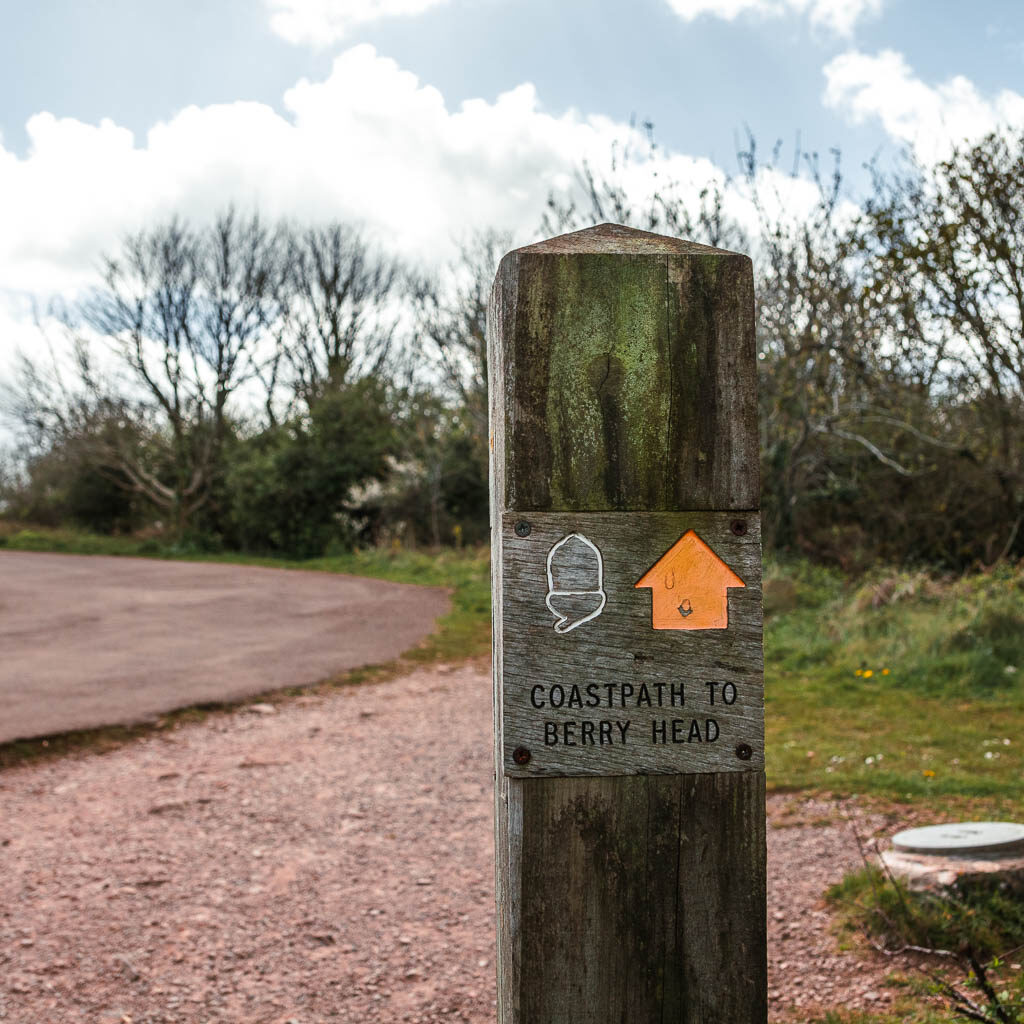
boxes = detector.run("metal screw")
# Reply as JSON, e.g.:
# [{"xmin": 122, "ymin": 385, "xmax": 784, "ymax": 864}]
[
  {"xmin": 514, "ymin": 521, "xmax": 531, "ymax": 538},
  {"xmin": 512, "ymin": 746, "xmax": 532, "ymax": 766},
  {"xmin": 735, "ymin": 743, "xmax": 753, "ymax": 761},
  {"xmin": 730, "ymin": 519, "xmax": 748, "ymax": 537}
]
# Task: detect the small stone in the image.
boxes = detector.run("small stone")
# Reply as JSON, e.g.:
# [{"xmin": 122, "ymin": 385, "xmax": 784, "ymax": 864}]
[{"xmin": 248, "ymin": 703, "xmax": 276, "ymax": 715}]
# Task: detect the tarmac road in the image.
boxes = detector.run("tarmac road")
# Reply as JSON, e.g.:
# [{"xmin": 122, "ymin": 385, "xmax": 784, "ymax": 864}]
[{"xmin": 0, "ymin": 551, "xmax": 450, "ymax": 743}]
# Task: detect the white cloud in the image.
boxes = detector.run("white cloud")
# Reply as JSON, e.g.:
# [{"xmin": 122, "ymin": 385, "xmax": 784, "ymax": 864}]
[
  {"xmin": 266, "ymin": 0, "xmax": 450, "ymax": 46},
  {"xmin": 0, "ymin": 44, "xmax": 668, "ymax": 381},
  {"xmin": 665, "ymin": 0, "xmax": 882, "ymax": 36},
  {"xmin": 0, "ymin": 43, "xmax": 715, "ymax": 301},
  {"xmin": 824, "ymin": 49, "xmax": 1024, "ymax": 162},
  {"xmin": 0, "ymin": 42, "xmax": 833, "ymax": 398}
]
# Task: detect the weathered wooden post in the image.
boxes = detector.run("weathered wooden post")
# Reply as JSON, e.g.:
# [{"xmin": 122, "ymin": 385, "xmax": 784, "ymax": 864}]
[{"xmin": 488, "ymin": 223, "xmax": 765, "ymax": 1022}]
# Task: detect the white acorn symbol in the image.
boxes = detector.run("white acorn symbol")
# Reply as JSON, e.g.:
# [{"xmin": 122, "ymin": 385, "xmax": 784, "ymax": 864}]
[{"xmin": 545, "ymin": 533, "xmax": 607, "ymax": 634}]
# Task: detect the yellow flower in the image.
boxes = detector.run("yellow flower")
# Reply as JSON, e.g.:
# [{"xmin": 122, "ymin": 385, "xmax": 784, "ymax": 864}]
[
  {"xmin": 923, "ymin": 769, "xmax": 936, "ymax": 778},
  {"xmin": 882, "ymin": 668, "xmax": 890, "ymax": 676},
  {"xmin": 855, "ymin": 669, "xmax": 863, "ymax": 676},
  {"xmin": 863, "ymin": 669, "xmax": 874, "ymax": 679}
]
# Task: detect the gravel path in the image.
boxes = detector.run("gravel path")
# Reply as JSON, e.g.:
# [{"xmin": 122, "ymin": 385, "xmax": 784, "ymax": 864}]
[
  {"xmin": 0, "ymin": 662, "xmax": 907, "ymax": 1023},
  {"xmin": 0, "ymin": 552, "xmax": 449, "ymax": 743}
]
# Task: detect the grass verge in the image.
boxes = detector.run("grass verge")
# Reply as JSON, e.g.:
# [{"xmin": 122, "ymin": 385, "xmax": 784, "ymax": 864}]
[
  {"xmin": 824, "ymin": 865, "xmax": 1024, "ymax": 1023},
  {"xmin": 828, "ymin": 865, "xmax": 1024, "ymax": 963},
  {"xmin": 764, "ymin": 558, "xmax": 1024, "ymax": 817}
]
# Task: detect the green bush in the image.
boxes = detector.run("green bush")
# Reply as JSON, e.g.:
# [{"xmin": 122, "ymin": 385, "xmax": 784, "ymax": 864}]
[
  {"xmin": 225, "ymin": 380, "xmax": 396, "ymax": 558},
  {"xmin": 8, "ymin": 529, "xmax": 67, "ymax": 551}
]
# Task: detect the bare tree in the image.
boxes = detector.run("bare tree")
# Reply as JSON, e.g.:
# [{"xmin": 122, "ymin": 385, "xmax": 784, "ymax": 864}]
[
  {"xmin": 411, "ymin": 229, "xmax": 509, "ymax": 444},
  {"xmin": 540, "ymin": 129, "xmax": 958, "ymax": 556},
  {"xmin": 861, "ymin": 128, "xmax": 1024, "ymax": 559},
  {"xmin": 201, "ymin": 209, "xmax": 286, "ymax": 433},
  {"xmin": 0, "ymin": 443, "xmax": 23, "ymax": 512},
  {"xmin": 742, "ymin": 143, "xmax": 887, "ymax": 546},
  {"xmin": 542, "ymin": 121, "xmax": 748, "ymax": 251},
  {"xmin": 4, "ymin": 210, "xmax": 283, "ymax": 537},
  {"xmin": 278, "ymin": 222, "xmax": 402, "ymax": 406}
]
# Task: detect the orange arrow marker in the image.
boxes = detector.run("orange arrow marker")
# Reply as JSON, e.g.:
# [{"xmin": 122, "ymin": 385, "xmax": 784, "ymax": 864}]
[{"xmin": 635, "ymin": 530, "xmax": 745, "ymax": 630}]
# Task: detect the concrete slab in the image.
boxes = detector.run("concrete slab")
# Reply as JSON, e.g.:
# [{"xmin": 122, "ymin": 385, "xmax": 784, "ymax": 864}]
[{"xmin": 892, "ymin": 821, "xmax": 1024, "ymax": 856}]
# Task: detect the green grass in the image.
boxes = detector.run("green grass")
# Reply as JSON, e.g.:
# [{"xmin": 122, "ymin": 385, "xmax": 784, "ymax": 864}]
[
  {"xmin": 825, "ymin": 866, "xmax": 1024, "ymax": 1023},
  {"xmin": 0, "ymin": 524, "xmax": 172, "ymax": 556},
  {"xmin": 764, "ymin": 558, "xmax": 1024, "ymax": 814},
  {"xmin": 828, "ymin": 865, "xmax": 1024, "ymax": 961}
]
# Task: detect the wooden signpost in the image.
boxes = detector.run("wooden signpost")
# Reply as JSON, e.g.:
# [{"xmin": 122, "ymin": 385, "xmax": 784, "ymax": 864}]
[{"xmin": 488, "ymin": 223, "xmax": 766, "ymax": 1022}]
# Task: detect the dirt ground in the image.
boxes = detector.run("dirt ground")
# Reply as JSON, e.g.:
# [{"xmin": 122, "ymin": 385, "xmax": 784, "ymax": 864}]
[
  {"xmin": 0, "ymin": 660, "xmax": 916, "ymax": 1024},
  {"xmin": 0, "ymin": 552, "xmax": 449, "ymax": 743}
]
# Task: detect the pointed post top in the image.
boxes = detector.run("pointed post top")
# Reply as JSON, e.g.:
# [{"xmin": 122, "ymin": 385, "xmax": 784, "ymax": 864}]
[
  {"xmin": 492, "ymin": 222, "xmax": 759, "ymax": 513},
  {"xmin": 513, "ymin": 222, "xmax": 744, "ymax": 258}
]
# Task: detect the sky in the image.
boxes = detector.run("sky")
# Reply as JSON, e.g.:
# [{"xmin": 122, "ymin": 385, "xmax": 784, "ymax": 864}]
[{"xmin": 0, "ymin": 0, "xmax": 1022, "ymax": 382}]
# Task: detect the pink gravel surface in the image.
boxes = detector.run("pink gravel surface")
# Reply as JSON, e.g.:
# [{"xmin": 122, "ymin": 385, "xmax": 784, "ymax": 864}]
[{"xmin": 0, "ymin": 662, "xmax": 911, "ymax": 1023}]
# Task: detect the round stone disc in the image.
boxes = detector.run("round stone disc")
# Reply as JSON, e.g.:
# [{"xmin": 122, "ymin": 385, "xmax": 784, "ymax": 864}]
[{"xmin": 892, "ymin": 821, "xmax": 1024, "ymax": 856}]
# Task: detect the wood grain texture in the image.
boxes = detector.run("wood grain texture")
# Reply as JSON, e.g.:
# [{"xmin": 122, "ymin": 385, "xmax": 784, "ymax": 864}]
[
  {"xmin": 489, "ymin": 223, "xmax": 766, "ymax": 1023},
  {"xmin": 500, "ymin": 511, "xmax": 763, "ymax": 777},
  {"xmin": 517, "ymin": 773, "xmax": 767, "ymax": 1023},
  {"xmin": 496, "ymin": 232, "xmax": 758, "ymax": 513}
]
